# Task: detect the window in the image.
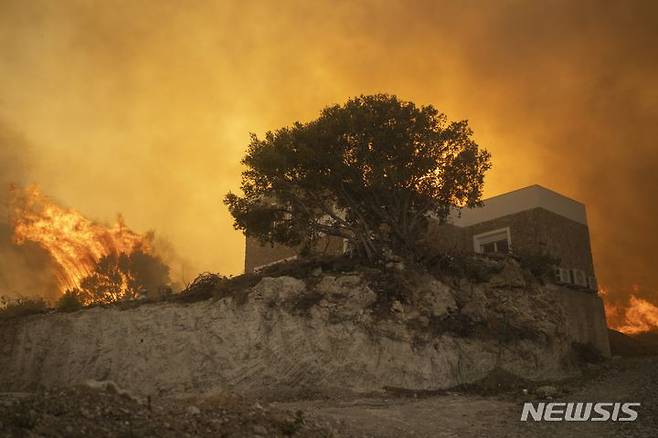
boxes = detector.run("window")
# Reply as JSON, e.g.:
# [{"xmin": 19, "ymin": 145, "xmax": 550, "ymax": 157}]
[
  {"xmin": 473, "ymin": 228, "xmax": 511, "ymax": 254},
  {"xmin": 554, "ymin": 267, "xmax": 572, "ymax": 284},
  {"xmin": 571, "ymin": 269, "xmax": 588, "ymax": 287}
]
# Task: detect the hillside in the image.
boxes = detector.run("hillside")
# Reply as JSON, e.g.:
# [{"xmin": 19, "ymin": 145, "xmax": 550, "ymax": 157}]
[{"xmin": 0, "ymin": 256, "xmax": 609, "ymax": 400}]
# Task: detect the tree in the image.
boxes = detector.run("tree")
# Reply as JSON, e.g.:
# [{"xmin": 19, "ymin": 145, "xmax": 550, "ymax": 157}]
[
  {"xmin": 225, "ymin": 94, "xmax": 491, "ymax": 262},
  {"xmin": 74, "ymin": 250, "xmax": 170, "ymax": 304}
]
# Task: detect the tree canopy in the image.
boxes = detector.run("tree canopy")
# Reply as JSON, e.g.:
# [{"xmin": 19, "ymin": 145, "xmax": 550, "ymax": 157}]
[
  {"xmin": 71, "ymin": 250, "xmax": 170, "ymax": 304},
  {"xmin": 225, "ymin": 94, "xmax": 491, "ymax": 261}
]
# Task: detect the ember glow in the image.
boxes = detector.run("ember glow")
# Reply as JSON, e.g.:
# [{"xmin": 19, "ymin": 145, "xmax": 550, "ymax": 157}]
[
  {"xmin": 601, "ymin": 287, "xmax": 658, "ymax": 335},
  {"xmin": 9, "ymin": 185, "xmax": 153, "ymax": 293}
]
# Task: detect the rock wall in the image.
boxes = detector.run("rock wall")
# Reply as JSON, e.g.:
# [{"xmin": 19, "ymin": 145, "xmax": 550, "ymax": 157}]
[{"xmin": 0, "ymin": 263, "xmax": 610, "ymax": 399}]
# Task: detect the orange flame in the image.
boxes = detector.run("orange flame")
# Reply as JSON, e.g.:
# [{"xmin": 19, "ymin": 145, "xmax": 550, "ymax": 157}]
[
  {"xmin": 601, "ymin": 286, "xmax": 658, "ymax": 334},
  {"xmin": 9, "ymin": 185, "xmax": 152, "ymax": 293}
]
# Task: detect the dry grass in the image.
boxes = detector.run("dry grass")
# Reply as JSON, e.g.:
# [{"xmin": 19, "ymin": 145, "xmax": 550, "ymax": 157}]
[{"xmin": 0, "ymin": 296, "xmax": 49, "ymax": 320}]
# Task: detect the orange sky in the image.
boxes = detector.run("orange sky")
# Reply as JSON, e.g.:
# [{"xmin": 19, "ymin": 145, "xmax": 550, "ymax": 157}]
[{"xmin": 1, "ymin": 0, "xmax": 657, "ymax": 307}]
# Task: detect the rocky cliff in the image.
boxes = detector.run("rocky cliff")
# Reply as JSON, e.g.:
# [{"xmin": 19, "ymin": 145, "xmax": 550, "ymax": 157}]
[{"xmin": 0, "ymin": 259, "xmax": 609, "ymax": 399}]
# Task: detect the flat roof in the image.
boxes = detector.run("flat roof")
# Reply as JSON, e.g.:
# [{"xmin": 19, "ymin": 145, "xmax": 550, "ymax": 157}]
[{"xmin": 449, "ymin": 184, "xmax": 588, "ymax": 226}]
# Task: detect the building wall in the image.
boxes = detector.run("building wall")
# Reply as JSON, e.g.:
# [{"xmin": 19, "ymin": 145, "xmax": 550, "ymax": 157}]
[
  {"xmin": 452, "ymin": 184, "xmax": 588, "ymax": 227},
  {"xmin": 418, "ymin": 207, "xmax": 595, "ymax": 281},
  {"xmin": 245, "ymin": 235, "xmax": 344, "ymax": 273},
  {"xmin": 244, "ymin": 237, "xmax": 299, "ymax": 273},
  {"xmin": 421, "ymin": 221, "xmax": 468, "ymax": 253},
  {"xmin": 246, "ymin": 207, "xmax": 596, "ymax": 279},
  {"xmin": 463, "ymin": 207, "xmax": 595, "ymax": 277}
]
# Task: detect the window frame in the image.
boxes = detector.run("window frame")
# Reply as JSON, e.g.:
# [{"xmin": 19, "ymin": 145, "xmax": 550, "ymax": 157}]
[{"xmin": 473, "ymin": 227, "xmax": 512, "ymax": 254}]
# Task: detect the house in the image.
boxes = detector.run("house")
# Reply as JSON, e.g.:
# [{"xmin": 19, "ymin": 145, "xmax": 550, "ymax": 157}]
[{"xmin": 244, "ymin": 185, "xmax": 598, "ymax": 291}]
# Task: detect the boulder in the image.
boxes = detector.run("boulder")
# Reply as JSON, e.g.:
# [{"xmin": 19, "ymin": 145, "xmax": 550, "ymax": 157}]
[
  {"xmin": 314, "ymin": 274, "xmax": 377, "ymax": 311},
  {"xmin": 252, "ymin": 276, "xmax": 306, "ymax": 305},
  {"xmin": 488, "ymin": 260, "xmax": 527, "ymax": 289}
]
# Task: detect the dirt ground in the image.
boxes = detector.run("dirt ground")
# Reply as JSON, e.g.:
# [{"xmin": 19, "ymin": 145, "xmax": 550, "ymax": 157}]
[
  {"xmin": 0, "ymin": 387, "xmax": 332, "ymax": 438},
  {"xmin": 275, "ymin": 356, "xmax": 658, "ymax": 438},
  {"xmin": 1, "ymin": 356, "xmax": 656, "ymax": 437}
]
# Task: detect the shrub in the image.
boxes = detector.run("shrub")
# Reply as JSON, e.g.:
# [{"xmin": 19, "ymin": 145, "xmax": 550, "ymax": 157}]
[
  {"xmin": 422, "ymin": 250, "xmax": 503, "ymax": 283},
  {"xmin": 56, "ymin": 289, "xmax": 85, "ymax": 313},
  {"xmin": 177, "ymin": 273, "xmax": 227, "ymax": 302},
  {"xmin": 77, "ymin": 251, "xmax": 171, "ymax": 304},
  {"xmin": 0, "ymin": 296, "xmax": 49, "ymax": 320},
  {"xmin": 516, "ymin": 250, "xmax": 560, "ymax": 282},
  {"xmin": 363, "ymin": 267, "xmax": 419, "ymax": 320}
]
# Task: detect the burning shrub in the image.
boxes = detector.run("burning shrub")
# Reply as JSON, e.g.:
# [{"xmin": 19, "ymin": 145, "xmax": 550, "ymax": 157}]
[
  {"xmin": 9, "ymin": 185, "xmax": 155, "ymax": 294},
  {"xmin": 77, "ymin": 251, "xmax": 171, "ymax": 304},
  {"xmin": 0, "ymin": 295, "xmax": 48, "ymax": 320}
]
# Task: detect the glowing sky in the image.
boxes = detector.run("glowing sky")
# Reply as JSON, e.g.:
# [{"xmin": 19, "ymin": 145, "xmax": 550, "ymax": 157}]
[{"xmin": 1, "ymin": 0, "xmax": 657, "ymax": 307}]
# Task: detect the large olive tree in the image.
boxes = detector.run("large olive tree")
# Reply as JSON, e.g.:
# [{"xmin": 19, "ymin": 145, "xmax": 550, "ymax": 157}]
[{"xmin": 225, "ymin": 94, "xmax": 491, "ymax": 261}]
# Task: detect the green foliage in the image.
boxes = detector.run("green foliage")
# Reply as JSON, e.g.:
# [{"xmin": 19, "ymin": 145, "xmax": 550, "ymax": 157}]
[
  {"xmin": 516, "ymin": 250, "xmax": 560, "ymax": 282},
  {"xmin": 225, "ymin": 94, "xmax": 491, "ymax": 262},
  {"xmin": 421, "ymin": 249, "xmax": 503, "ymax": 283},
  {"xmin": 0, "ymin": 296, "xmax": 48, "ymax": 320},
  {"xmin": 56, "ymin": 289, "xmax": 85, "ymax": 312}
]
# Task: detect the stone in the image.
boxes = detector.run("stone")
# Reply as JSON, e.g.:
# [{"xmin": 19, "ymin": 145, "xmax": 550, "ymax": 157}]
[
  {"xmin": 488, "ymin": 262, "xmax": 527, "ymax": 289},
  {"xmin": 252, "ymin": 424, "xmax": 268, "ymax": 435},
  {"xmin": 314, "ymin": 274, "xmax": 377, "ymax": 312},
  {"xmin": 535, "ymin": 385, "xmax": 559, "ymax": 398},
  {"xmin": 391, "ymin": 300, "xmax": 404, "ymax": 314},
  {"xmin": 415, "ymin": 277, "xmax": 457, "ymax": 317},
  {"xmin": 252, "ymin": 276, "xmax": 306, "ymax": 304},
  {"xmin": 83, "ymin": 380, "xmax": 141, "ymax": 404},
  {"xmin": 385, "ymin": 261, "xmax": 405, "ymax": 270},
  {"xmin": 187, "ymin": 405, "xmax": 201, "ymax": 415}
]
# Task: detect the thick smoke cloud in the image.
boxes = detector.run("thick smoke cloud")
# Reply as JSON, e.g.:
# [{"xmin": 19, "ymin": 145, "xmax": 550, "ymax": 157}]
[{"xmin": 0, "ymin": 0, "xmax": 656, "ymax": 310}]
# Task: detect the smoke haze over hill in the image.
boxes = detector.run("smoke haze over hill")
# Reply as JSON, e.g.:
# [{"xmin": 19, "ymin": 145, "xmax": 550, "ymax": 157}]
[{"xmin": 0, "ymin": 0, "xmax": 657, "ymax": 312}]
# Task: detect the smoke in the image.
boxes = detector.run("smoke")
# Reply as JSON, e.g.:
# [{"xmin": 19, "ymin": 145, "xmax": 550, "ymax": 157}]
[
  {"xmin": 0, "ymin": 1, "xmax": 656, "ymax": 309},
  {"xmin": 0, "ymin": 122, "xmax": 60, "ymax": 300},
  {"xmin": 424, "ymin": 0, "xmax": 658, "ymax": 309}
]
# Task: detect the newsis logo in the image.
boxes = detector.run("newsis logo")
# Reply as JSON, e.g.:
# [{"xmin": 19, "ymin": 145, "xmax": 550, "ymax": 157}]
[{"xmin": 521, "ymin": 402, "xmax": 640, "ymax": 422}]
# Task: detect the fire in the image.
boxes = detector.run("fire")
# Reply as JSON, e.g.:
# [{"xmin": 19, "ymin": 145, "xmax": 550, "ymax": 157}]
[
  {"xmin": 601, "ymin": 286, "xmax": 658, "ymax": 335},
  {"xmin": 9, "ymin": 185, "xmax": 153, "ymax": 293}
]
